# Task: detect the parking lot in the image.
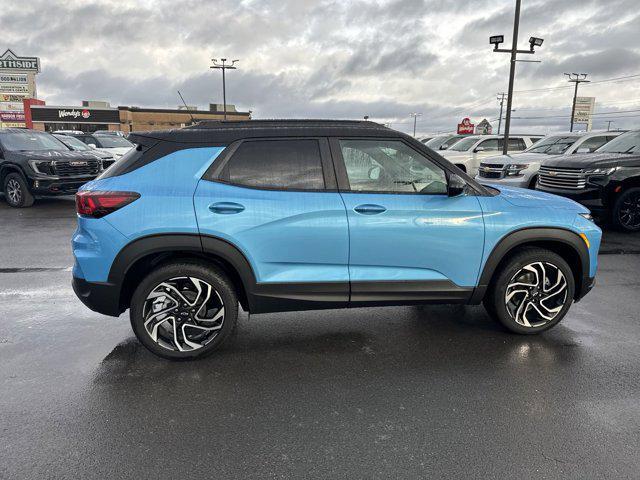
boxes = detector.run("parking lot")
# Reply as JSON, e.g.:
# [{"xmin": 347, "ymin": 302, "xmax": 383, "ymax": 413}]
[{"xmin": 1, "ymin": 198, "xmax": 639, "ymax": 479}]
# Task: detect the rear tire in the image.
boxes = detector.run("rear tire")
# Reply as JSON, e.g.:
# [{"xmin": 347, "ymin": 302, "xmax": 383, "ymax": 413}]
[
  {"xmin": 3, "ymin": 172, "xmax": 34, "ymax": 208},
  {"xmin": 485, "ymin": 247, "xmax": 575, "ymax": 334},
  {"xmin": 611, "ymin": 187, "xmax": 640, "ymax": 232},
  {"xmin": 130, "ymin": 262, "xmax": 238, "ymax": 360}
]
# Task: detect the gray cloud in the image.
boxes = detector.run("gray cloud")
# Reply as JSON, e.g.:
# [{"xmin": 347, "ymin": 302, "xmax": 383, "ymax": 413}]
[{"xmin": 2, "ymin": 0, "xmax": 639, "ymax": 135}]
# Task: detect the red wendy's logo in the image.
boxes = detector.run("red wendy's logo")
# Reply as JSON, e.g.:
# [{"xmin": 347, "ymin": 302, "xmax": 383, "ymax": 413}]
[
  {"xmin": 81, "ymin": 109, "xmax": 90, "ymax": 119},
  {"xmin": 461, "ymin": 118, "xmax": 472, "ymax": 127}
]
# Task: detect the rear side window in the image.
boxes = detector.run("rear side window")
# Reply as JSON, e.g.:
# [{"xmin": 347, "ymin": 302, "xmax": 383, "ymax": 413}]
[{"xmin": 222, "ymin": 139, "xmax": 325, "ymax": 190}]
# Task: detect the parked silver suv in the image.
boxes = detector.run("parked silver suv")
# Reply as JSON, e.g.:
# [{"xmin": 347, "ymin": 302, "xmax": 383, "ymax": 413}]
[{"xmin": 474, "ymin": 131, "xmax": 623, "ymax": 189}]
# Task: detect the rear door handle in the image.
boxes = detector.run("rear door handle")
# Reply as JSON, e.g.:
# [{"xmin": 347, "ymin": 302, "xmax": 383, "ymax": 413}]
[
  {"xmin": 209, "ymin": 202, "xmax": 245, "ymax": 214},
  {"xmin": 354, "ymin": 204, "xmax": 386, "ymax": 215}
]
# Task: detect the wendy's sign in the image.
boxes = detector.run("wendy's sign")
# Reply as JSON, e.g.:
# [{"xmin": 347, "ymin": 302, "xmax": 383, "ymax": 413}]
[{"xmin": 457, "ymin": 117, "xmax": 474, "ymax": 134}]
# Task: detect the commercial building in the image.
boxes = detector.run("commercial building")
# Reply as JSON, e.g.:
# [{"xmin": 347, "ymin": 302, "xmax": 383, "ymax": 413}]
[{"xmin": 24, "ymin": 100, "xmax": 251, "ymax": 132}]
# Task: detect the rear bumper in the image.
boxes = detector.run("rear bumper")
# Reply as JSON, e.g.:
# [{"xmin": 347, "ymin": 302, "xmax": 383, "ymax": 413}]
[{"xmin": 72, "ymin": 276, "xmax": 122, "ymax": 317}]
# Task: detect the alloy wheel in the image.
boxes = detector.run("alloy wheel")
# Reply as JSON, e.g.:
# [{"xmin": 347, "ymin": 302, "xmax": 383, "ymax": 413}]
[
  {"xmin": 619, "ymin": 191, "xmax": 640, "ymax": 230},
  {"xmin": 142, "ymin": 276, "xmax": 225, "ymax": 352},
  {"xmin": 6, "ymin": 179, "xmax": 22, "ymax": 205},
  {"xmin": 504, "ymin": 262, "xmax": 568, "ymax": 328}
]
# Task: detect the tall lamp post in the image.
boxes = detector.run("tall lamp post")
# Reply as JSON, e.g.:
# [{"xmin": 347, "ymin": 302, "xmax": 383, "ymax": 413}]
[
  {"xmin": 210, "ymin": 58, "xmax": 239, "ymax": 120},
  {"xmin": 409, "ymin": 112, "xmax": 422, "ymax": 137},
  {"xmin": 490, "ymin": 0, "xmax": 543, "ymax": 155}
]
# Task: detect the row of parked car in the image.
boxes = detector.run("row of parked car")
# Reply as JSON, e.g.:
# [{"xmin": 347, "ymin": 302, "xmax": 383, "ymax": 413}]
[
  {"xmin": 0, "ymin": 129, "xmax": 134, "ymax": 208},
  {"xmin": 419, "ymin": 130, "xmax": 640, "ymax": 232}
]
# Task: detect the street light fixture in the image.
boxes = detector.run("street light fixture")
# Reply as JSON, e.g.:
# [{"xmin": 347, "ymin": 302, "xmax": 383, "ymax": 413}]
[
  {"xmin": 490, "ymin": 0, "xmax": 544, "ymax": 155},
  {"xmin": 210, "ymin": 58, "xmax": 239, "ymax": 120},
  {"xmin": 490, "ymin": 35, "xmax": 505, "ymax": 50}
]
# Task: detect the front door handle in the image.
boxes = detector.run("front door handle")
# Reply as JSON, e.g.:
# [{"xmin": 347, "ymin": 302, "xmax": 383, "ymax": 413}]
[
  {"xmin": 354, "ymin": 204, "xmax": 386, "ymax": 215},
  {"xmin": 209, "ymin": 202, "xmax": 245, "ymax": 214}
]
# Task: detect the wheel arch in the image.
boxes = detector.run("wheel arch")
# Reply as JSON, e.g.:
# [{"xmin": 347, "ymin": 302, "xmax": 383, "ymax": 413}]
[
  {"xmin": 470, "ymin": 227, "xmax": 589, "ymax": 303},
  {"xmin": 111, "ymin": 234, "xmax": 257, "ymax": 314},
  {"xmin": 0, "ymin": 163, "xmax": 28, "ymax": 185}
]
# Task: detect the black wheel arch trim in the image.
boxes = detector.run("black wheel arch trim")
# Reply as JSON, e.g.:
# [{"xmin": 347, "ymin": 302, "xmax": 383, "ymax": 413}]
[{"xmin": 469, "ymin": 226, "xmax": 591, "ymax": 304}]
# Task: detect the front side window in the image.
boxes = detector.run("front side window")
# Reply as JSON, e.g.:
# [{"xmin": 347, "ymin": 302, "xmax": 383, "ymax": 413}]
[
  {"xmin": 222, "ymin": 139, "xmax": 325, "ymax": 190},
  {"xmin": 507, "ymin": 138, "xmax": 526, "ymax": 150},
  {"xmin": 478, "ymin": 139, "xmax": 500, "ymax": 151},
  {"xmin": 576, "ymin": 136, "xmax": 608, "ymax": 153},
  {"xmin": 339, "ymin": 139, "xmax": 447, "ymax": 194}
]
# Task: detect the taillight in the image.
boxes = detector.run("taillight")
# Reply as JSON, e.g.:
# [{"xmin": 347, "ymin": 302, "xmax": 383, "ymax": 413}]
[{"xmin": 76, "ymin": 191, "xmax": 140, "ymax": 218}]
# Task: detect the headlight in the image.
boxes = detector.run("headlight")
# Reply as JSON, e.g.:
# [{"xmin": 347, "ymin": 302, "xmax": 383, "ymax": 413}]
[
  {"xmin": 584, "ymin": 167, "xmax": 617, "ymax": 175},
  {"xmin": 579, "ymin": 212, "xmax": 595, "ymax": 222},
  {"xmin": 28, "ymin": 160, "xmax": 54, "ymax": 175},
  {"xmin": 505, "ymin": 163, "xmax": 528, "ymax": 176}
]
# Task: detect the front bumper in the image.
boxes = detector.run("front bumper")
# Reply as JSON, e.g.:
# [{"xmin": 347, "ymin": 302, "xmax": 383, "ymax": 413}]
[
  {"xmin": 476, "ymin": 174, "xmax": 531, "ymax": 188},
  {"xmin": 30, "ymin": 176, "xmax": 96, "ymax": 195},
  {"xmin": 72, "ymin": 276, "xmax": 122, "ymax": 317},
  {"xmin": 536, "ymin": 185, "xmax": 605, "ymax": 210}
]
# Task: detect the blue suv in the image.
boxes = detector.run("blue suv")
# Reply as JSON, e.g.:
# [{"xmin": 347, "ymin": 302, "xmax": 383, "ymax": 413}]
[{"xmin": 72, "ymin": 120, "xmax": 601, "ymax": 359}]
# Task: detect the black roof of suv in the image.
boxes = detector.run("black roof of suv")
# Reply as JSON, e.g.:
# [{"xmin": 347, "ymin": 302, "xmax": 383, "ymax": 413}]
[{"xmin": 129, "ymin": 120, "xmax": 398, "ymax": 145}]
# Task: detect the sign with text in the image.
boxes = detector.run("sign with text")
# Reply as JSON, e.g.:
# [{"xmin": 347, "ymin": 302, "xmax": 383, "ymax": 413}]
[
  {"xmin": 0, "ymin": 84, "xmax": 29, "ymax": 94},
  {"xmin": 573, "ymin": 96, "xmax": 595, "ymax": 131},
  {"xmin": 0, "ymin": 93, "xmax": 27, "ymax": 101},
  {"xmin": 0, "ymin": 49, "xmax": 40, "ymax": 72},
  {"xmin": 0, "ymin": 111, "xmax": 25, "ymax": 121},
  {"xmin": 457, "ymin": 117, "xmax": 475, "ymax": 134},
  {"xmin": 475, "ymin": 118, "xmax": 492, "ymax": 134},
  {"xmin": 0, "ymin": 74, "xmax": 28, "ymax": 83},
  {"xmin": 30, "ymin": 106, "xmax": 120, "ymax": 124}
]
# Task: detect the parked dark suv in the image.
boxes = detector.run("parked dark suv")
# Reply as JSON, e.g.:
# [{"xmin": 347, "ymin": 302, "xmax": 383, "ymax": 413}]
[
  {"xmin": 0, "ymin": 128, "xmax": 102, "ymax": 207},
  {"xmin": 537, "ymin": 130, "xmax": 640, "ymax": 232},
  {"xmin": 71, "ymin": 120, "xmax": 600, "ymax": 359}
]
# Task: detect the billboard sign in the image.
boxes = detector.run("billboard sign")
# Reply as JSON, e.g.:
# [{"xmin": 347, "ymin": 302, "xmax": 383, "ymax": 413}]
[
  {"xmin": 475, "ymin": 118, "xmax": 493, "ymax": 134},
  {"xmin": 457, "ymin": 117, "xmax": 475, "ymax": 134},
  {"xmin": 0, "ymin": 49, "xmax": 40, "ymax": 72},
  {"xmin": 573, "ymin": 96, "xmax": 595, "ymax": 131},
  {"xmin": 0, "ymin": 93, "xmax": 27, "ymax": 101}
]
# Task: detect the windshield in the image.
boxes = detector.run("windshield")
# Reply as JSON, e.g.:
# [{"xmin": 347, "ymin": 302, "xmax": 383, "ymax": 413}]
[
  {"xmin": 0, "ymin": 131, "xmax": 68, "ymax": 152},
  {"xmin": 525, "ymin": 135, "xmax": 580, "ymax": 154},
  {"xmin": 449, "ymin": 137, "xmax": 481, "ymax": 151},
  {"xmin": 95, "ymin": 136, "xmax": 133, "ymax": 148},
  {"xmin": 596, "ymin": 131, "xmax": 640, "ymax": 154},
  {"xmin": 54, "ymin": 135, "xmax": 91, "ymax": 151}
]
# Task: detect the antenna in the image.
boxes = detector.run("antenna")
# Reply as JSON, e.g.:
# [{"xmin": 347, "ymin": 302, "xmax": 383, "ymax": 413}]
[{"xmin": 177, "ymin": 90, "xmax": 196, "ymax": 124}]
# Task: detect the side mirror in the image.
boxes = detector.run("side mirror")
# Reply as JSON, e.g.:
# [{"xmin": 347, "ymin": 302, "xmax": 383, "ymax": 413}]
[
  {"xmin": 575, "ymin": 147, "xmax": 590, "ymax": 154},
  {"xmin": 88, "ymin": 143, "xmax": 97, "ymax": 149},
  {"xmin": 368, "ymin": 166, "xmax": 381, "ymax": 180},
  {"xmin": 474, "ymin": 146, "xmax": 486, "ymax": 153},
  {"xmin": 448, "ymin": 173, "xmax": 466, "ymax": 197}
]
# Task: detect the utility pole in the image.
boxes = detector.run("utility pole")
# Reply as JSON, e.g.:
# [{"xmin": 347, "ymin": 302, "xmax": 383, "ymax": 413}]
[
  {"xmin": 409, "ymin": 112, "xmax": 422, "ymax": 137},
  {"xmin": 496, "ymin": 92, "xmax": 506, "ymax": 134},
  {"xmin": 565, "ymin": 73, "xmax": 590, "ymax": 132},
  {"xmin": 210, "ymin": 58, "xmax": 239, "ymax": 120},
  {"xmin": 606, "ymin": 120, "xmax": 613, "ymax": 131},
  {"xmin": 490, "ymin": 0, "xmax": 544, "ymax": 154}
]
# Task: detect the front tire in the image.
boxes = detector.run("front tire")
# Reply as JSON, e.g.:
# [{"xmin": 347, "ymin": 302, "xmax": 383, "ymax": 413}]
[
  {"xmin": 130, "ymin": 262, "xmax": 238, "ymax": 360},
  {"xmin": 612, "ymin": 187, "xmax": 640, "ymax": 232},
  {"xmin": 3, "ymin": 172, "xmax": 34, "ymax": 208},
  {"xmin": 485, "ymin": 247, "xmax": 575, "ymax": 334}
]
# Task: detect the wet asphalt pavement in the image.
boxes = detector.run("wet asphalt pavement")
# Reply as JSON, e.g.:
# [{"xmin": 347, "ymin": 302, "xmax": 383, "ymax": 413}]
[{"xmin": 1, "ymin": 198, "xmax": 639, "ymax": 479}]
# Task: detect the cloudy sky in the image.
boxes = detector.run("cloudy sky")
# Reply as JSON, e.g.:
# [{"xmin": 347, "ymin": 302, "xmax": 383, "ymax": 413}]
[{"xmin": 2, "ymin": 0, "xmax": 640, "ymax": 135}]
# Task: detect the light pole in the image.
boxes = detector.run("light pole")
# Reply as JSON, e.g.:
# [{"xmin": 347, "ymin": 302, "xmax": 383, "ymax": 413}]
[
  {"xmin": 496, "ymin": 92, "xmax": 506, "ymax": 134},
  {"xmin": 409, "ymin": 112, "xmax": 422, "ymax": 137},
  {"xmin": 210, "ymin": 58, "xmax": 239, "ymax": 120},
  {"xmin": 490, "ymin": 0, "xmax": 544, "ymax": 155},
  {"xmin": 565, "ymin": 73, "xmax": 590, "ymax": 132}
]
